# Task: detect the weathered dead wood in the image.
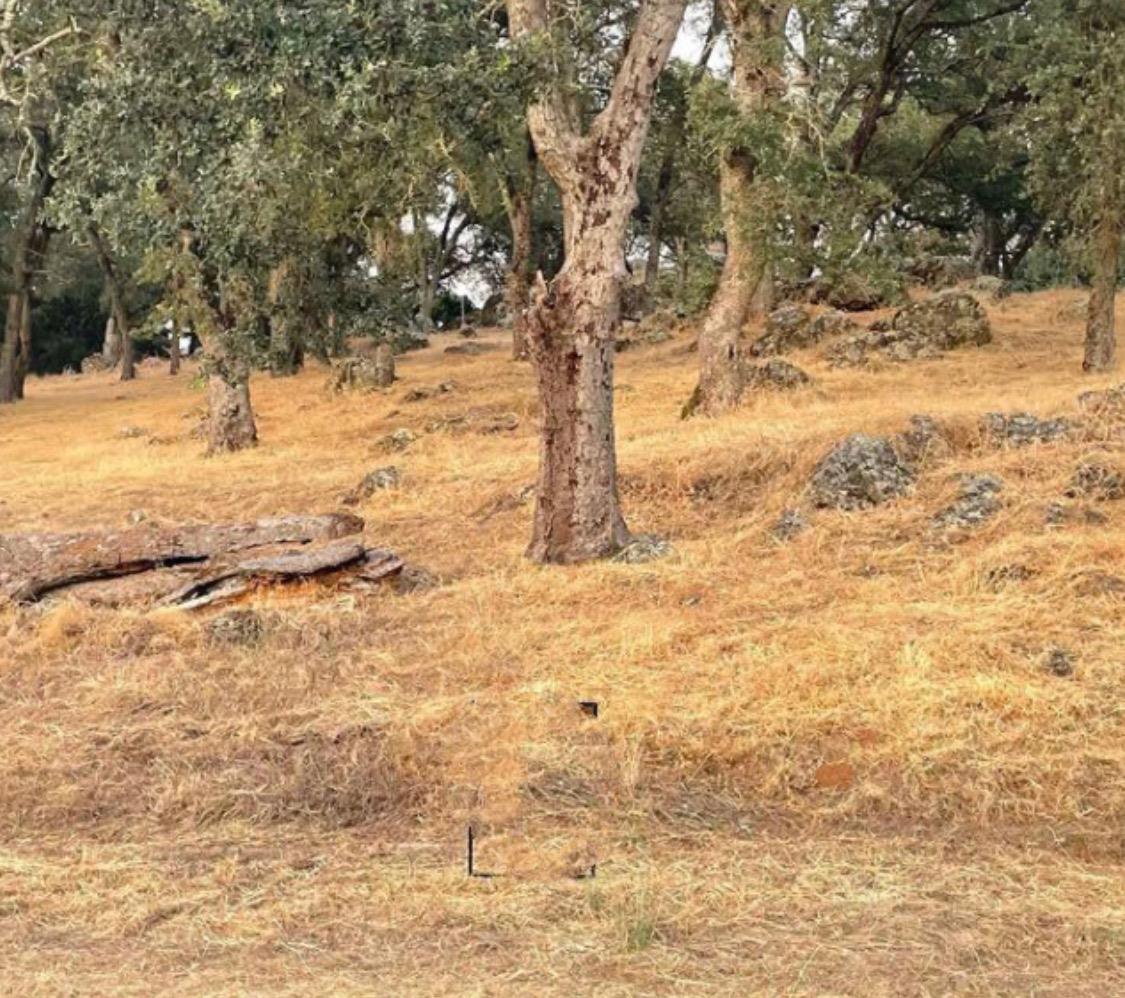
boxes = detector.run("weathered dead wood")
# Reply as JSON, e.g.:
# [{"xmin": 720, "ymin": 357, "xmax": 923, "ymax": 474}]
[
  {"xmin": 0, "ymin": 513, "xmax": 365, "ymax": 604},
  {"xmin": 159, "ymin": 539, "xmax": 370, "ymax": 608}
]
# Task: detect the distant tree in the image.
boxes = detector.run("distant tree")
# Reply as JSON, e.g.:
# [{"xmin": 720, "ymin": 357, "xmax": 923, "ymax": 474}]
[{"xmin": 1027, "ymin": 0, "xmax": 1124, "ymax": 371}]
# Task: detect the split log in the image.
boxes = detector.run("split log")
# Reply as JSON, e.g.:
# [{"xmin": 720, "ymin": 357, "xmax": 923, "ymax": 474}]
[{"xmin": 0, "ymin": 513, "xmax": 365, "ymax": 604}]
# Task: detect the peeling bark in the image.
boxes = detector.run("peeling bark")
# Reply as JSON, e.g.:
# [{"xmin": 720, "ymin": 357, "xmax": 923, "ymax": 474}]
[{"xmin": 508, "ymin": 0, "xmax": 687, "ymax": 562}]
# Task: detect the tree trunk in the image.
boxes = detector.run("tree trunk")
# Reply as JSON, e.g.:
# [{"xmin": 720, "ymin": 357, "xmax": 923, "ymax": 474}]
[
  {"xmin": 688, "ymin": 1, "xmax": 790, "ymax": 417},
  {"xmin": 89, "ymin": 224, "xmax": 135, "ymax": 382},
  {"xmin": 267, "ymin": 259, "xmax": 303, "ymax": 376},
  {"xmin": 507, "ymin": 185, "xmax": 536, "ymax": 360},
  {"xmin": 509, "ymin": 0, "xmax": 687, "ymax": 563},
  {"xmin": 205, "ymin": 358, "xmax": 258, "ymax": 454},
  {"xmin": 102, "ymin": 315, "xmax": 122, "ymax": 366},
  {"xmin": 169, "ymin": 317, "xmax": 181, "ymax": 375},
  {"xmin": 120, "ymin": 326, "xmax": 136, "ymax": 381},
  {"xmin": 1085, "ymin": 212, "xmax": 1120, "ymax": 373},
  {"xmin": 0, "ymin": 127, "xmax": 53, "ymax": 404}
]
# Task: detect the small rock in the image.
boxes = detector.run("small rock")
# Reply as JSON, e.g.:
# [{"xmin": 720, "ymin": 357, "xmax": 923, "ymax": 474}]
[
  {"xmin": 1043, "ymin": 646, "xmax": 1075, "ymax": 678},
  {"xmin": 81, "ymin": 354, "xmax": 111, "ymax": 375},
  {"xmin": 381, "ymin": 429, "xmax": 417, "ymax": 452},
  {"xmin": 444, "ymin": 341, "xmax": 500, "ymax": 356},
  {"xmin": 933, "ymin": 474, "xmax": 1004, "ymax": 530},
  {"xmin": 982, "ymin": 412, "xmax": 1070, "ymax": 447},
  {"xmin": 984, "ymin": 563, "xmax": 1034, "ymax": 590},
  {"xmin": 613, "ymin": 534, "xmax": 674, "ymax": 564},
  {"xmin": 340, "ymin": 466, "xmax": 400, "ymax": 506},
  {"xmin": 971, "ymin": 275, "xmax": 1012, "ymax": 300},
  {"xmin": 896, "ymin": 415, "xmax": 949, "ymax": 464},
  {"xmin": 749, "ymin": 306, "xmax": 814, "ymax": 356},
  {"xmin": 771, "ymin": 508, "xmax": 809, "ymax": 541},
  {"xmin": 1073, "ymin": 570, "xmax": 1125, "ymax": 597},
  {"xmin": 117, "ymin": 425, "xmax": 148, "ymax": 439},
  {"xmin": 206, "ymin": 608, "xmax": 264, "ymax": 646},
  {"xmin": 126, "ymin": 509, "xmax": 148, "ymax": 525},
  {"xmin": 809, "ymin": 434, "xmax": 916, "ymax": 510},
  {"xmin": 744, "ymin": 359, "xmax": 812, "ymax": 390},
  {"xmin": 1077, "ymin": 383, "xmax": 1125, "ymax": 414},
  {"xmin": 394, "ymin": 566, "xmax": 439, "ymax": 594},
  {"xmin": 1066, "ymin": 463, "xmax": 1124, "ymax": 501}
]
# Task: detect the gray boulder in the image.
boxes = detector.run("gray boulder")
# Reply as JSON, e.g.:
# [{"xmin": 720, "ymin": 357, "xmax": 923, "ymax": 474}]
[
  {"xmin": 744, "ymin": 359, "xmax": 812, "ymax": 390},
  {"xmin": 982, "ymin": 412, "xmax": 1070, "ymax": 447},
  {"xmin": 933, "ymin": 474, "xmax": 1004, "ymax": 529},
  {"xmin": 809, "ymin": 434, "xmax": 916, "ymax": 510},
  {"xmin": 826, "ymin": 292, "xmax": 992, "ymax": 367}
]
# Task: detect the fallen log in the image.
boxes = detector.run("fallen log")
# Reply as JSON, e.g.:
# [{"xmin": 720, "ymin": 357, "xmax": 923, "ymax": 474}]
[{"xmin": 0, "ymin": 513, "xmax": 365, "ymax": 604}]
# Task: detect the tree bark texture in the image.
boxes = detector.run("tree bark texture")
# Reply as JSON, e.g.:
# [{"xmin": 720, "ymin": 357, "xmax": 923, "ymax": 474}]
[
  {"xmin": 508, "ymin": 0, "xmax": 687, "ymax": 563},
  {"xmin": 689, "ymin": 2, "xmax": 790, "ymax": 417},
  {"xmin": 89, "ymin": 225, "xmax": 135, "ymax": 382},
  {"xmin": 1085, "ymin": 210, "xmax": 1121, "ymax": 372},
  {"xmin": 0, "ymin": 126, "xmax": 53, "ymax": 403},
  {"xmin": 507, "ymin": 135, "xmax": 538, "ymax": 361}
]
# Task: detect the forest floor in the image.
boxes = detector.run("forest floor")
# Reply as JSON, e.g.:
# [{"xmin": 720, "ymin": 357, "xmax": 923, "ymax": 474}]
[{"xmin": 0, "ymin": 288, "xmax": 1123, "ymax": 996}]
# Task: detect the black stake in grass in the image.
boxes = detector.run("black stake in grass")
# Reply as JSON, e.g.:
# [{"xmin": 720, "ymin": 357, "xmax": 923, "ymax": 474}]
[{"xmin": 466, "ymin": 826, "xmax": 498, "ymax": 878}]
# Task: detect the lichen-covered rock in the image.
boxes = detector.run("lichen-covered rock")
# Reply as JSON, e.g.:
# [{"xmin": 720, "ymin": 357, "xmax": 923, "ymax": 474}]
[
  {"xmin": 380, "ymin": 428, "xmax": 417, "ymax": 452},
  {"xmin": 815, "ymin": 272, "xmax": 899, "ymax": 312},
  {"xmin": 81, "ymin": 354, "xmax": 111, "ymax": 375},
  {"xmin": 971, "ymin": 275, "xmax": 1012, "ymax": 300},
  {"xmin": 749, "ymin": 306, "xmax": 813, "ymax": 356},
  {"xmin": 933, "ymin": 474, "xmax": 1004, "ymax": 529},
  {"xmin": 1078, "ymin": 383, "xmax": 1125, "ymax": 415},
  {"xmin": 613, "ymin": 534, "xmax": 674, "ymax": 564},
  {"xmin": 982, "ymin": 412, "xmax": 1070, "ymax": 447},
  {"xmin": 826, "ymin": 292, "xmax": 992, "ymax": 367},
  {"xmin": 809, "ymin": 434, "xmax": 916, "ymax": 510},
  {"xmin": 908, "ymin": 255, "xmax": 977, "ymax": 289},
  {"xmin": 340, "ymin": 466, "xmax": 401, "ymax": 506},
  {"xmin": 744, "ymin": 359, "xmax": 812, "ymax": 390},
  {"xmin": 896, "ymin": 415, "xmax": 950, "ymax": 464},
  {"xmin": 206, "ymin": 608, "xmax": 265, "ymax": 646},
  {"xmin": 1043, "ymin": 646, "xmax": 1075, "ymax": 678},
  {"xmin": 1066, "ymin": 463, "xmax": 1124, "ymax": 501},
  {"xmin": 772, "ymin": 508, "xmax": 809, "ymax": 541},
  {"xmin": 328, "ymin": 350, "xmax": 394, "ymax": 393}
]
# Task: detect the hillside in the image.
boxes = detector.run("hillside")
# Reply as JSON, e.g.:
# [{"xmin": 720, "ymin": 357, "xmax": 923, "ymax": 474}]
[{"xmin": 0, "ymin": 288, "xmax": 1122, "ymax": 996}]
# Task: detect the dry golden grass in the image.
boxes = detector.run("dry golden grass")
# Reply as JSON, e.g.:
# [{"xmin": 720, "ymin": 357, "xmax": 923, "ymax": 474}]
[{"xmin": 0, "ymin": 287, "xmax": 1123, "ymax": 995}]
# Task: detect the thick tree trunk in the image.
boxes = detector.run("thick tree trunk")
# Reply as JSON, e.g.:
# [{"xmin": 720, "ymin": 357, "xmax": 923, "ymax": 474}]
[
  {"xmin": 205, "ymin": 358, "xmax": 258, "ymax": 454},
  {"xmin": 526, "ymin": 253, "xmax": 632, "ymax": 563},
  {"xmin": 688, "ymin": 1, "xmax": 789, "ymax": 417},
  {"xmin": 120, "ymin": 327, "xmax": 136, "ymax": 381},
  {"xmin": 508, "ymin": 0, "xmax": 687, "ymax": 563},
  {"xmin": 1085, "ymin": 212, "xmax": 1120, "ymax": 373}
]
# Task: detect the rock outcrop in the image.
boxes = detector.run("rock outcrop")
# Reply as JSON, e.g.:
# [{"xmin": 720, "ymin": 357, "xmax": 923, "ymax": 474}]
[
  {"xmin": 827, "ymin": 292, "xmax": 992, "ymax": 367},
  {"xmin": 809, "ymin": 434, "xmax": 916, "ymax": 509}
]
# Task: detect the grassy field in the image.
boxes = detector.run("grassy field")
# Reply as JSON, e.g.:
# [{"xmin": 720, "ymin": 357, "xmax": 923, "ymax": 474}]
[{"xmin": 0, "ymin": 288, "xmax": 1122, "ymax": 995}]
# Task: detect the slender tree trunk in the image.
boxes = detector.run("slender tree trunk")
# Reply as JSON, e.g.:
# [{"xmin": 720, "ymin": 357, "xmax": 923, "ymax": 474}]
[
  {"xmin": 507, "ymin": 165, "xmax": 538, "ymax": 360},
  {"xmin": 89, "ymin": 224, "xmax": 135, "ymax": 381},
  {"xmin": 1085, "ymin": 212, "xmax": 1120, "ymax": 372},
  {"xmin": 0, "ymin": 127, "xmax": 53, "ymax": 404},
  {"xmin": 508, "ymin": 0, "xmax": 687, "ymax": 563},
  {"xmin": 267, "ymin": 259, "xmax": 303, "ymax": 376},
  {"xmin": 169, "ymin": 315, "xmax": 181, "ymax": 375},
  {"xmin": 688, "ymin": 1, "xmax": 790, "ymax": 417},
  {"xmin": 120, "ymin": 326, "xmax": 136, "ymax": 381},
  {"xmin": 102, "ymin": 315, "xmax": 122, "ymax": 366}
]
